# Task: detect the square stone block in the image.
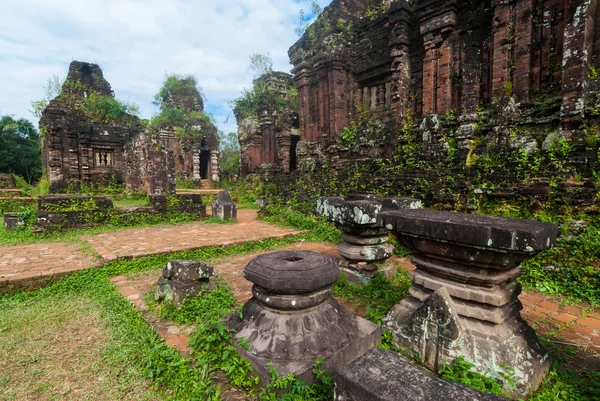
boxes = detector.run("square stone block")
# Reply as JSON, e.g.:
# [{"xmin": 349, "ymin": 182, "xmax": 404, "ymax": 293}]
[{"xmin": 334, "ymin": 348, "xmax": 505, "ymax": 401}]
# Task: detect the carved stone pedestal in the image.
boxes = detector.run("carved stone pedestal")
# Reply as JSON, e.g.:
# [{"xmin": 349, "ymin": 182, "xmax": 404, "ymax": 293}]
[
  {"xmin": 378, "ymin": 209, "xmax": 558, "ymax": 397},
  {"xmin": 227, "ymin": 250, "xmax": 380, "ymax": 385},
  {"xmin": 316, "ymin": 195, "xmax": 421, "ymax": 284}
]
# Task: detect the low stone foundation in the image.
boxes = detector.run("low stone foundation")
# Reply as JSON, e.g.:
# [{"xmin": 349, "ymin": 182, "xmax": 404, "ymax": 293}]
[
  {"xmin": 150, "ymin": 194, "xmax": 207, "ymax": 217},
  {"xmin": 34, "ymin": 195, "xmax": 115, "ymax": 231}
]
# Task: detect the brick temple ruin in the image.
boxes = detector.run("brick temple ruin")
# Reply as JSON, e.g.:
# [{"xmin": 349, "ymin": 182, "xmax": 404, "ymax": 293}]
[
  {"xmin": 40, "ymin": 61, "xmax": 142, "ymax": 193},
  {"xmin": 289, "ymin": 0, "xmax": 600, "ymax": 150},
  {"xmin": 41, "ymin": 61, "xmax": 220, "ymax": 194},
  {"xmin": 235, "ymin": 72, "xmax": 300, "ymax": 176},
  {"xmin": 155, "ymin": 77, "xmax": 221, "ymax": 185},
  {"xmin": 226, "ymin": 0, "xmax": 596, "ymax": 208}
]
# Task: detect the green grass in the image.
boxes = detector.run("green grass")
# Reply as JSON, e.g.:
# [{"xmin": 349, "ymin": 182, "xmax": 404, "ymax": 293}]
[
  {"xmin": 0, "ymin": 235, "xmax": 339, "ymax": 400},
  {"xmin": 112, "ymin": 197, "xmax": 150, "ymax": 208},
  {"xmin": 333, "ymin": 270, "xmax": 411, "ymax": 324},
  {"xmin": 0, "ymin": 293, "xmax": 167, "ymax": 401}
]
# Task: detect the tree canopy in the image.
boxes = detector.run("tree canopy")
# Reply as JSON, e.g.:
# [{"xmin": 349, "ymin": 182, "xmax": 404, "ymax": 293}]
[
  {"xmin": 0, "ymin": 115, "xmax": 42, "ymax": 183},
  {"xmin": 219, "ymin": 131, "xmax": 240, "ymax": 182}
]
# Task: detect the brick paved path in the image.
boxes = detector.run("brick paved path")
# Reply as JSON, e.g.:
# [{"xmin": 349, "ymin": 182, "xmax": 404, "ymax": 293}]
[
  {"xmin": 82, "ymin": 210, "xmax": 298, "ymax": 261},
  {"xmin": 0, "ymin": 210, "xmax": 300, "ymax": 289},
  {"xmin": 0, "ymin": 243, "xmax": 100, "ymax": 289}
]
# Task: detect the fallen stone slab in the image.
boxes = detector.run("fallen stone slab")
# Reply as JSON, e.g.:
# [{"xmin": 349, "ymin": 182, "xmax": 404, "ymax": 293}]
[{"xmin": 334, "ymin": 348, "xmax": 506, "ymax": 401}]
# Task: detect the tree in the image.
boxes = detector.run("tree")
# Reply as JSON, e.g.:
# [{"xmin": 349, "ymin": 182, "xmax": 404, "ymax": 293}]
[
  {"xmin": 0, "ymin": 115, "xmax": 42, "ymax": 183},
  {"xmin": 294, "ymin": 0, "xmax": 323, "ymax": 37},
  {"xmin": 219, "ymin": 131, "xmax": 240, "ymax": 182},
  {"xmin": 30, "ymin": 75, "xmax": 62, "ymax": 118},
  {"xmin": 249, "ymin": 53, "xmax": 273, "ymax": 78}
]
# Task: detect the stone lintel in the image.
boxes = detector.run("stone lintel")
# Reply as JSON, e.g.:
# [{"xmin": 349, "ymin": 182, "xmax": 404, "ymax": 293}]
[
  {"xmin": 334, "ymin": 349, "xmax": 506, "ymax": 401},
  {"xmin": 379, "ymin": 209, "xmax": 558, "ymax": 253}
]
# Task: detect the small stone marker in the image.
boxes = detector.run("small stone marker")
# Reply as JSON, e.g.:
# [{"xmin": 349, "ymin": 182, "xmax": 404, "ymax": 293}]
[
  {"xmin": 378, "ymin": 209, "xmax": 558, "ymax": 397},
  {"xmin": 155, "ymin": 260, "xmax": 214, "ymax": 307},
  {"xmin": 3, "ymin": 213, "xmax": 24, "ymax": 231},
  {"xmin": 212, "ymin": 189, "xmax": 237, "ymax": 220},
  {"xmin": 227, "ymin": 250, "xmax": 380, "ymax": 385},
  {"xmin": 334, "ymin": 349, "xmax": 506, "ymax": 401},
  {"xmin": 316, "ymin": 194, "xmax": 421, "ymax": 284}
]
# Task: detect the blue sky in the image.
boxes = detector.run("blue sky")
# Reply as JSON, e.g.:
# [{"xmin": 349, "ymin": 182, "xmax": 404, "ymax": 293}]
[{"xmin": 0, "ymin": 0, "xmax": 329, "ymax": 134}]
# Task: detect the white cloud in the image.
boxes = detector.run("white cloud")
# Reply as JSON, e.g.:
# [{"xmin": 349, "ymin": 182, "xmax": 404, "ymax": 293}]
[{"xmin": 0, "ymin": 0, "xmax": 330, "ymax": 133}]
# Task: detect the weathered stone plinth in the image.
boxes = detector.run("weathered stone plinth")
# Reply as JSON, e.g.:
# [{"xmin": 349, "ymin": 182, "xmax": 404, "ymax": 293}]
[
  {"xmin": 150, "ymin": 194, "xmax": 206, "ymax": 217},
  {"xmin": 155, "ymin": 260, "xmax": 214, "ymax": 307},
  {"xmin": 316, "ymin": 195, "xmax": 421, "ymax": 283},
  {"xmin": 335, "ymin": 348, "xmax": 506, "ymax": 401},
  {"xmin": 227, "ymin": 250, "xmax": 380, "ymax": 385},
  {"xmin": 3, "ymin": 213, "xmax": 24, "ymax": 231},
  {"xmin": 378, "ymin": 209, "xmax": 558, "ymax": 397},
  {"xmin": 34, "ymin": 195, "xmax": 115, "ymax": 231},
  {"xmin": 212, "ymin": 189, "xmax": 237, "ymax": 220}
]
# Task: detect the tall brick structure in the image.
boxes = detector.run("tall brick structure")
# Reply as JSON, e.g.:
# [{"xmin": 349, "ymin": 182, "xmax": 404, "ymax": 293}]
[
  {"xmin": 287, "ymin": 0, "xmax": 600, "ymax": 170},
  {"xmin": 40, "ymin": 62, "xmax": 219, "ymax": 193},
  {"xmin": 235, "ymin": 72, "xmax": 299, "ymax": 176},
  {"xmin": 157, "ymin": 78, "xmax": 221, "ymax": 186},
  {"xmin": 40, "ymin": 61, "xmax": 142, "ymax": 192}
]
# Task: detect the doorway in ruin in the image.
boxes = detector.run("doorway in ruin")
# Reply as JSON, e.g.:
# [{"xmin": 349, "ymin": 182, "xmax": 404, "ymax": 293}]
[
  {"xmin": 290, "ymin": 134, "xmax": 300, "ymax": 172},
  {"xmin": 200, "ymin": 150, "xmax": 210, "ymax": 179}
]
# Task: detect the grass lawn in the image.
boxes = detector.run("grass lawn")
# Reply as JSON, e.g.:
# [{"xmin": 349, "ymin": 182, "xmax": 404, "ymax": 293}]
[{"xmin": 0, "ymin": 293, "xmax": 167, "ymax": 401}]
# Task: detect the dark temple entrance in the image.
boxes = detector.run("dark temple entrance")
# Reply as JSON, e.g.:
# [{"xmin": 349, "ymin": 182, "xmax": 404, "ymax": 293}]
[
  {"xmin": 200, "ymin": 150, "xmax": 210, "ymax": 179},
  {"xmin": 290, "ymin": 135, "xmax": 300, "ymax": 172}
]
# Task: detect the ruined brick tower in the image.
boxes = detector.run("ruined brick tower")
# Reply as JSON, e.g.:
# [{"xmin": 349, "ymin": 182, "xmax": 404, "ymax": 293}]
[
  {"xmin": 40, "ymin": 61, "xmax": 142, "ymax": 192},
  {"xmin": 235, "ymin": 72, "xmax": 299, "ymax": 176},
  {"xmin": 288, "ymin": 0, "xmax": 600, "ymax": 171},
  {"xmin": 157, "ymin": 78, "xmax": 220, "ymax": 186}
]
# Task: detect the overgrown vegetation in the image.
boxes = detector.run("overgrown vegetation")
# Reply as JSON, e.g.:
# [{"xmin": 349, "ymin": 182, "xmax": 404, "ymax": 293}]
[
  {"xmin": 148, "ymin": 73, "xmax": 217, "ymax": 141},
  {"xmin": 153, "ymin": 73, "xmax": 206, "ymax": 106},
  {"xmin": 219, "ymin": 131, "xmax": 240, "ymax": 182},
  {"xmin": 0, "ymin": 234, "xmax": 340, "ymax": 400},
  {"xmin": 33, "ymin": 75, "xmax": 140, "ymax": 125},
  {"xmin": 333, "ymin": 270, "xmax": 411, "ymax": 324},
  {"xmin": 231, "ymin": 54, "xmax": 298, "ymax": 120}
]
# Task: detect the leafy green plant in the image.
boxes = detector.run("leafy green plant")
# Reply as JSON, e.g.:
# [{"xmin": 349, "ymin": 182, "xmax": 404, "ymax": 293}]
[
  {"xmin": 439, "ymin": 356, "xmax": 512, "ymax": 396},
  {"xmin": 81, "ymin": 92, "xmax": 140, "ymax": 123},
  {"xmin": 333, "ymin": 270, "xmax": 411, "ymax": 324},
  {"xmin": 258, "ymin": 360, "xmax": 332, "ymax": 401},
  {"xmin": 153, "ymin": 73, "xmax": 206, "ymax": 106}
]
